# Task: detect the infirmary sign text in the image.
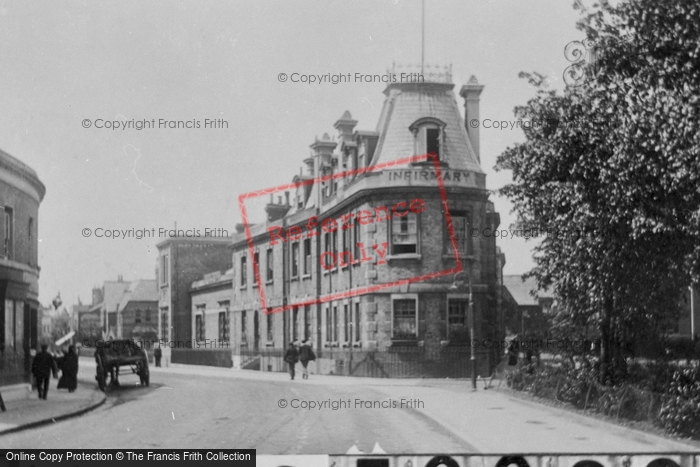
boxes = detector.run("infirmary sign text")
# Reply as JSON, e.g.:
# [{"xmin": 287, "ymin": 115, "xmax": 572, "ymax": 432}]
[{"xmin": 384, "ymin": 169, "xmax": 471, "ymax": 183}]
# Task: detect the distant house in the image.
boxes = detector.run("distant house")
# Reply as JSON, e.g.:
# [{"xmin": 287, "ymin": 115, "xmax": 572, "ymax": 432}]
[
  {"xmin": 102, "ymin": 277, "xmax": 132, "ymax": 338},
  {"xmin": 79, "ymin": 277, "xmax": 157, "ymax": 343},
  {"xmin": 502, "ymin": 275, "xmax": 554, "ymax": 337},
  {"xmin": 71, "ymin": 302, "xmax": 90, "ymax": 333},
  {"xmin": 116, "ymin": 279, "xmax": 158, "ymax": 342},
  {"xmin": 502, "ymin": 275, "xmax": 699, "ymax": 342},
  {"xmin": 78, "ymin": 305, "xmax": 101, "ymax": 344}
]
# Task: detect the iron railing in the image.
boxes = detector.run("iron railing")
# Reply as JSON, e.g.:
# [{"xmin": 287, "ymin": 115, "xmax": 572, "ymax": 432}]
[{"xmin": 239, "ymin": 346, "xmax": 497, "ymax": 379}]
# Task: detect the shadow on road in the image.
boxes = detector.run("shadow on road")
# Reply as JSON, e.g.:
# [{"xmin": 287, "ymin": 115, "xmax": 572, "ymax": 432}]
[{"xmin": 102, "ymin": 382, "xmax": 162, "ymax": 408}]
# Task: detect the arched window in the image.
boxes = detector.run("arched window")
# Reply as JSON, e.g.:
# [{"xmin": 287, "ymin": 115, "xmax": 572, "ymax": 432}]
[
  {"xmin": 647, "ymin": 459, "xmax": 680, "ymax": 467},
  {"xmin": 426, "ymin": 456, "xmax": 459, "ymax": 467},
  {"xmin": 321, "ymin": 165, "xmax": 334, "ymax": 199},
  {"xmin": 496, "ymin": 456, "xmax": 531, "ymax": 467},
  {"xmin": 409, "ymin": 117, "xmax": 446, "ymax": 162}
]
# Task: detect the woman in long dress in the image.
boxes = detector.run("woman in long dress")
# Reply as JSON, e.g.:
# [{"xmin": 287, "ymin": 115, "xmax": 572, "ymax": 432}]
[{"xmin": 57, "ymin": 345, "xmax": 79, "ymax": 392}]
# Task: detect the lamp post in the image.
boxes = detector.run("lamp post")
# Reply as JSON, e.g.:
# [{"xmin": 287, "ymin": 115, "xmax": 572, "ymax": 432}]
[
  {"xmin": 451, "ymin": 271, "xmax": 477, "ymax": 390},
  {"xmin": 467, "ymin": 277, "xmax": 477, "ymax": 390}
]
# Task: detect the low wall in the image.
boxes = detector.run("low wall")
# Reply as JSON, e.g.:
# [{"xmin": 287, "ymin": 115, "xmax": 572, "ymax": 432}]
[
  {"xmin": 171, "ymin": 348, "xmax": 232, "ymax": 368},
  {"xmin": 239, "ymin": 347, "xmax": 495, "ymax": 378}
]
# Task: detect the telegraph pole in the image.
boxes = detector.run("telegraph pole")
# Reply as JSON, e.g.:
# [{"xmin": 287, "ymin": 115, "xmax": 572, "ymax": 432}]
[{"xmin": 421, "ymin": 0, "xmax": 425, "ymax": 76}]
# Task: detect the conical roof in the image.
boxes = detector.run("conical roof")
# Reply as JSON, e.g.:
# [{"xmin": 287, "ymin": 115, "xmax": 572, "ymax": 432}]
[{"xmin": 372, "ymin": 82, "xmax": 483, "ymax": 174}]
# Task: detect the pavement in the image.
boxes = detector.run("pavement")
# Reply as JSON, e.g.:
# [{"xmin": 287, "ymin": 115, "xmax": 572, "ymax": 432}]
[
  {"xmin": 1, "ymin": 357, "xmax": 697, "ymax": 452},
  {"xmin": 72, "ymin": 357, "xmax": 698, "ymax": 452},
  {"xmin": 0, "ymin": 379, "xmax": 105, "ymax": 436}
]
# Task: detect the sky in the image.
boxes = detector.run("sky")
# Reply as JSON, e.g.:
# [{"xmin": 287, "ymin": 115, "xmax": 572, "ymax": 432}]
[{"xmin": 0, "ymin": 0, "xmax": 587, "ymax": 307}]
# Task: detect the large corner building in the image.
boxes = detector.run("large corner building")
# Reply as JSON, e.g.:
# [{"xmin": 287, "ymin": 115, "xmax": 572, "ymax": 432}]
[{"xmin": 231, "ymin": 70, "xmax": 506, "ymax": 377}]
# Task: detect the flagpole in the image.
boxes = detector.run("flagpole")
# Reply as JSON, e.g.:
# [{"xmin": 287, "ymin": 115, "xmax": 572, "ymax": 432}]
[{"xmin": 421, "ymin": 0, "xmax": 425, "ymax": 76}]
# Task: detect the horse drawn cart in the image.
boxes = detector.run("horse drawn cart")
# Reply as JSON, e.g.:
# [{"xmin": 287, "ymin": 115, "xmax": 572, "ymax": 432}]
[{"xmin": 94, "ymin": 339, "xmax": 149, "ymax": 391}]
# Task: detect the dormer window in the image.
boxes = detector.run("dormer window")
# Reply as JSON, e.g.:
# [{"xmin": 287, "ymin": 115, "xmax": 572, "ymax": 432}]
[
  {"xmin": 426, "ymin": 128, "xmax": 440, "ymax": 159},
  {"xmin": 321, "ymin": 167, "xmax": 332, "ymax": 198},
  {"xmin": 296, "ymin": 186, "xmax": 305, "ymax": 209},
  {"xmin": 409, "ymin": 117, "xmax": 446, "ymax": 163}
]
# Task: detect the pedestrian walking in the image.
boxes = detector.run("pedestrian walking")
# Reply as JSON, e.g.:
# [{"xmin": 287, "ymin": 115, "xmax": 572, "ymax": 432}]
[
  {"xmin": 506, "ymin": 339, "xmax": 518, "ymax": 367},
  {"xmin": 154, "ymin": 345, "xmax": 162, "ymax": 367},
  {"xmin": 298, "ymin": 339, "xmax": 316, "ymax": 379},
  {"xmin": 57, "ymin": 345, "xmax": 79, "ymax": 392},
  {"xmin": 284, "ymin": 342, "xmax": 299, "ymax": 380},
  {"xmin": 32, "ymin": 344, "xmax": 57, "ymax": 400}
]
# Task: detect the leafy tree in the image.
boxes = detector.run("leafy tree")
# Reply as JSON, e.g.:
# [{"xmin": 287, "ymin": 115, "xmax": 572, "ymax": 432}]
[{"xmin": 496, "ymin": 0, "xmax": 700, "ymax": 383}]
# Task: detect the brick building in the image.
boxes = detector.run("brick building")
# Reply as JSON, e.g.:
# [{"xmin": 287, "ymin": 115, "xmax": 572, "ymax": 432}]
[
  {"xmin": 85, "ymin": 277, "xmax": 132, "ymax": 340},
  {"xmin": 77, "ymin": 306, "xmax": 101, "ymax": 344},
  {"xmin": 231, "ymin": 69, "xmax": 506, "ymax": 377},
  {"xmin": 116, "ymin": 279, "xmax": 158, "ymax": 342},
  {"xmin": 156, "ymin": 237, "xmax": 231, "ymax": 365},
  {"xmin": 77, "ymin": 278, "xmax": 158, "ymax": 345},
  {"xmin": 0, "ymin": 148, "xmax": 45, "ymax": 388},
  {"xmin": 185, "ymin": 269, "xmax": 233, "ymax": 367}
]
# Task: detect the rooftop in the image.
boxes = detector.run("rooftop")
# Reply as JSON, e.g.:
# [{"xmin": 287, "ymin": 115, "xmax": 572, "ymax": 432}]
[
  {"xmin": 0, "ymin": 147, "xmax": 46, "ymax": 201},
  {"xmin": 117, "ymin": 279, "xmax": 158, "ymax": 310},
  {"xmin": 103, "ymin": 280, "xmax": 132, "ymax": 313},
  {"xmin": 372, "ymin": 72, "xmax": 483, "ymax": 173},
  {"xmin": 191, "ymin": 268, "xmax": 234, "ymax": 291},
  {"xmin": 503, "ymin": 275, "xmax": 552, "ymax": 306},
  {"xmin": 388, "ymin": 63, "xmax": 453, "ymax": 84},
  {"xmin": 156, "ymin": 236, "xmax": 232, "ymax": 249}
]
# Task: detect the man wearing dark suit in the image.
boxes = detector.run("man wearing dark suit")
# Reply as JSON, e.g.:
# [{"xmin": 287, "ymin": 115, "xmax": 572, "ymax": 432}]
[
  {"xmin": 154, "ymin": 345, "xmax": 162, "ymax": 367},
  {"xmin": 283, "ymin": 343, "xmax": 299, "ymax": 380},
  {"xmin": 32, "ymin": 344, "xmax": 56, "ymax": 400}
]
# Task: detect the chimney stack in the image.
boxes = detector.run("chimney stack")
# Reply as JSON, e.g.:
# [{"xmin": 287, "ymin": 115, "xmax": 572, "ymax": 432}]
[
  {"xmin": 266, "ymin": 192, "xmax": 292, "ymax": 222},
  {"xmin": 304, "ymin": 152, "xmax": 315, "ymax": 176},
  {"xmin": 309, "ymin": 133, "xmax": 337, "ymax": 167},
  {"xmin": 334, "ymin": 110, "xmax": 357, "ymax": 143},
  {"xmin": 92, "ymin": 286, "xmax": 104, "ymax": 306},
  {"xmin": 460, "ymin": 76, "xmax": 484, "ymax": 164}
]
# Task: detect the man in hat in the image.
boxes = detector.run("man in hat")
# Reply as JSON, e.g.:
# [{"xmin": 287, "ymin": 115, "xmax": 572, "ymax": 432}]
[
  {"xmin": 154, "ymin": 344, "xmax": 162, "ymax": 367},
  {"xmin": 32, "ymin": 344, "xmax": 57, "ymax": 400},
  {"xmin": 283, "ymin": 342, "xmax": 299, "ymax": 380}
]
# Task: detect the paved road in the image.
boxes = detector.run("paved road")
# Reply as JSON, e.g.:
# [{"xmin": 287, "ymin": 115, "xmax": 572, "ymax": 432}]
[{"xmin": 2, "ymin": 360, "xmax": 696, "ymax": 453}]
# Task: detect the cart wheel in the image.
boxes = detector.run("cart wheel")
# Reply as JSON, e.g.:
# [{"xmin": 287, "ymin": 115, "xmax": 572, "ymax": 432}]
[{"xmin": 95, "ymin": 356, "xmax": 106, "ymax": 392}]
